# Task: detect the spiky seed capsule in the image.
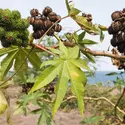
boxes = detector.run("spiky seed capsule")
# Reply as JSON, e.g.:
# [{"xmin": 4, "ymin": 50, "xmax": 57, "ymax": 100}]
[
  {"xmin": 42, "ymin": 6, "xmax": 52, "ymax": 16},
  {"xmin": 111, "ymin": 11, "xmax": 121, "ymax": 21},
  {"xmin": 54, "ymin": 24, "xmax": 62, "ymax": 32},
  {"xmin": 0, "ymin": 27, "xmax": 5, "ymax": 39},
  {"xmin": 1, "ymin": 38, "xmax": 11, "ymax": 48},
  {"xmin": 12, "ymin": 10, "xmax": 21, "ymax": 19},
  {"xmin": 30, "ymin": 9, "xmax": 39, "ymax": 17}
]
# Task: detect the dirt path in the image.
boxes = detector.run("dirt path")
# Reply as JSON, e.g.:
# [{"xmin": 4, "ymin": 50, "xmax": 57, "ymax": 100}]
[{"xmin": 0, "ymin": 86, "xmax": 83, "ymax": 125}]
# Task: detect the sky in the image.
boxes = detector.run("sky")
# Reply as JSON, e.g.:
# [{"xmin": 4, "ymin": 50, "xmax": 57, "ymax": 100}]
[{"xmin": 0, "ymin": 0, "xmax": 125, "ymax": 71}]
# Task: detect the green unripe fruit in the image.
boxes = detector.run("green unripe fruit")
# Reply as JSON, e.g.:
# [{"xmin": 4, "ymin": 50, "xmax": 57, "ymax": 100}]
[
  {"xmin": 0, "ymin": 27, "xmax": 5, "ymax": 39},
  {"xmin": 12, "ymin": 10, "xmax": 21, "ymax": 19},
  {"xmin": 5, "ymin": 31, "xmax": 17, "ymax": 43},
  {"xmin": 17, "ymin": 29, "xmax": 29, "ymax": 40},
  {"xmin": 1, "ymin": 9, "xmax": 12, "ymax": 25},
  {"xmin": 1, "ymin": 37, "xmax": 11, "ymax": 47},
  {"xmin": 13, "ymin": 19, "xmax": 29, "ymax": 30}
]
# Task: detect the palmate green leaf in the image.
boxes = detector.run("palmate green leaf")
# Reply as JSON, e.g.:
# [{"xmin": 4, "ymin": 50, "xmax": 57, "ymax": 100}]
[
  {"xmin": 14, "ymin": 49, "xmax": 28, "ymax": 82},
  {"xmin": 0, "ymin": 51, "xmax": 18, "ymax": 80},
  {"xmin": 74, "ymin": 16, "xmax": 99, "ymax": 33},
  {"xmin": 81, "ymin": 115, "xmax": 103, "ymax": 124},
  {"xmin": 0, "ymin": 46, "xmax": 18, "ymax": 57},
  {"xmin": 38, "ymin": 112, "xmax": 46, "ymax": 125},
  {"xmin": 69, "ymin": 8, "xmax": 81, "ymax": 16},
  {"xmin": 23, "ymin": 49, "xmax": 41, "ymax": 69},
  {"xmin": 59, "ymin": 40, "xmax": 68, "ymax": 58},
  {"xmin": 68, "ymin": 46, "xmax": 79, "ymax": 59},
  {"xmin": 65, "ymin": 0, "xmax": 71, "ymax": 13},
  {"xmin": 0, "ymin": 91, "xmax": 8, "ymax": 114},
  {"xmin": 30, "ymin": 42, "xmax": 88, "ymax": 117},
  {"xmin": 52, "ymin": 62, "xmax": 69, "ymax": 116},
  {"xmin": 67, "ymin": 62, "xmax": 86, "ymax": 116},
  {"xmin": 98, "ymin": 24, "xmax": 108, "ymax": 31},
  {"xmin": 38, "ymin": 110, "xmax": 51, "ymax": 125},
  {"xmin": 79, "ymin": 39, "xmax": 97, "ymax": 45},
  {"xmin": 69, "ymin": 59, "xmax": 90, "ymax": 71},
  {"xmin": 47, "ymin": 47, "xmax": 62, "ymax": 55},
  {"xmin": 78, "ymin": 31, "xmax": 86, "ymax": 41},
  {"xmin": 100, "ymin": 30, "xmax": 104, "ymax": 42},
  {"xmin": 80, "ymin": 49, "xmax": 95, "ymax": 63},
  {"xmin": 30, "ymin": 64, "xmax": 62, "ymax": 93},
  {"xmin": 41, "ymin": 59, "xmax": 63, "ymax": 68}
]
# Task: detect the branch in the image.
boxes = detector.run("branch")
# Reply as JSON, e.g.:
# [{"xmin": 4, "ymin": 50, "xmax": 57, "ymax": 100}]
[
  {"xmin": 114, "ymin": 87, "xmax": 125, "ymax": 116},
  {"xmin": 80, "ymin": 47, "xmax": 125, "ymax": 60},
  {"xmin": 43, "ymin": 96, "xmax": 125, "ymax": 115}
]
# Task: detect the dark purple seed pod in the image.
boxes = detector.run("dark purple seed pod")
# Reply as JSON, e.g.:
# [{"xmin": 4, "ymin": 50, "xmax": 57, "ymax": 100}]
[
  {"xmin": 56, "ymin": 15, "xmax": 61, "ymax": 23},
  {"xmin": 111, "ymin": 11, "xmax": 121, "ymax": 21},
  {"xmin": 41, "ymin": 15, "xmax": 47, "ymax": 21},
  {"xmin": 47, "ymin": 29, "xmax": 54, "ymax": 36},
  {"xmin": 117, "ymin": 44, "xmax": 125, "ymax": 53},
  {"xmin": 27, "ymin": 17, "xmax": 35, "ymax": 25},
  {"xmin": 33, "ymin": 19, "xmax": 42, "ymax": 29},
  {"xmin": 82, "ymin": 13, "xmax": 87, "ymax": 17},
  {"xmin": 111, "ymin": 21, "xmax": 122, "ymax": 33},
  {"xmin": 123, "ymin": 8, "xmax": 125, "ymax": 12},
  {"xmin": 48, "ymin": 12, "xmax": 58, "ymax": 22},
  {"xmin": 48, "ymin": 12, "xmax": 57, "ymax": 16},
  {"xmin": 33, "ymin": 30, "xmax": 42, "ymax": 39},
  {"xmin": 30, "ymin": 9, "xmax": 39, "ymax": 17},
  {"xmin": 117, "ymin": 31, "xmax": 125, "ymax": 42},
  {"xmin": 42, "ymin": 6, "xmax": 52, "ymax": 16},
  {"xmin": 44, "ymin": 20, "xmax": 53, "ymax": 29},
  {"xmin": 40, "ymin": 30, "xmax": 45, "ymax": 36},
  {"xmin": 54, "ymin": 24, "xmax": 62, "ymax": 32},
  {"xmin": 110, "ymin": 38, "xmax": 117, "ymax": 47},
  {"xmin": 108, "ymin": 26, "xmax": 114, "ymax": 34}
]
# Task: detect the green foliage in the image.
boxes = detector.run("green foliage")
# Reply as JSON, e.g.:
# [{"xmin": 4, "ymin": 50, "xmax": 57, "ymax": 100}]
[
  {"xmin": 30, "ymin": 40, "xmax": 89, "ymax": 117},
  {"xmin": 80, "ymin": 115, "xmax": 103, "ymax": 124},
  {"xmin": 0, "ymin": 46, "xmax": 42, "ymax": 81},
  {"xmin": 0, "ymin": 91, "xmax": 8, "ymax": 114},
  {"xmin": 0, "ymin": 8, "xmax": 29, "ymax": 47},
  {"xmin": 0, "ymin": 1, "xmax": 115, "ymax": 125},
  {"xmin": 14, "ymin": 92, "xmax": 52, "ymax": 125}
]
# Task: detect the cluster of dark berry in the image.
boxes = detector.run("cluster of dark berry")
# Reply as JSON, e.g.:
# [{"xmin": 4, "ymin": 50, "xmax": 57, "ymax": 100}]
[
  {"xmin": 28, "ymin": 7, "xmax": 62, "ymax": 39},
  {"xmin": 108, "ymin": 8, "xmax": 125, "ymax": 54},
  {"xmin": 22, "ymin": 82, "xmax": 34, "ymax": 94},
  {"xmin": 0, "ymin": 9, "xmax": 29, "ymax": 48},
  {"xmin": 82, "ymin": 13, "xmax": 93, "ymax": 25},
  {"xmin": 44, "ymin": 82, "xmax": 55, "ymax": 94}
]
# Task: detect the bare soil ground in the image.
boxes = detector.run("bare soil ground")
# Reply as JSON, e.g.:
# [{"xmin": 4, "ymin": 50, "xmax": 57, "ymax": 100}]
[{"xmin": 0, "ymin": 85, "xmax": 84, "ymax": 125}]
